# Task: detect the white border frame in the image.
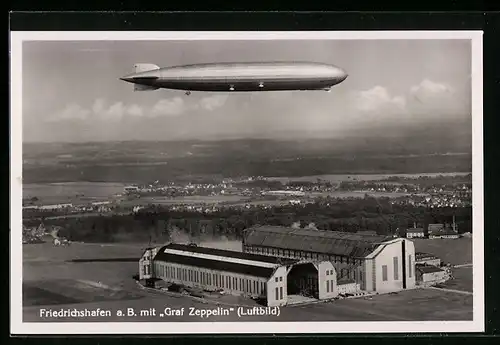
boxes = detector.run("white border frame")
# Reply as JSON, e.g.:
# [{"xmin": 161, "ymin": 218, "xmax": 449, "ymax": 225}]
[{"xmin": 10, "ymin": 31, "xmax": 484, "ymax": 335}]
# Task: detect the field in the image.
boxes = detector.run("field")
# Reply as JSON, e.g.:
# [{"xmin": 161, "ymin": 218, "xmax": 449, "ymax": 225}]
[
  {"xmin": 23, "ymin": 287, "xmax": 472, "ymax": 322},
  {"xmin": 22, "ymin": 128, "xmax": 473, "ymax": 184},
  {"xmin": 412, "ymin": 238, "xmax": 472, "ymax": 266},
  {"xmin": 267, "ymin": 172, "xmax": 471, "ymax": 184},
  {"xmin": 443, "ymin": 267, "xmax": 473, "ymax": 292},
  {"xmin": 413, "ymin": 238, "xmax": 473, "ymax": 293},
  {"xmin": 23, "ymin": 170, "xmax": 461, "ymax": 208},
  {"xmin": 21, "ymin": 240, "xmax": 473, "ymax": 322},
  {"xmin": 310, "ymin": 191, "xmax": 410, "ymax": 199},
  {"xmin": 122, "ymin": 195, "xmax": 249, "ymax": 206}
]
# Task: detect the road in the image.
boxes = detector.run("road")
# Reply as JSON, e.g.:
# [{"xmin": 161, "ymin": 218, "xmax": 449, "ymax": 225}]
[{"xmin": 425, "ymin": 287, "xmax": 473, "ymax": 296}]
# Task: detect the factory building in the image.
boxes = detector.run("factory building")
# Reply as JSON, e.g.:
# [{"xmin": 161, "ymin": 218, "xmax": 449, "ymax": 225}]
[
  {"xmin": 427, "ymin": 222, "xmax": 460, "ymax": 239},
  {"xmin": 139, "ymin": 243, "xmax": 339, "ymax": 307},
  {"xmin": 415, "ymin": 265, "xmax": 449, "ymax": 286},
  {"xmin": 242, "ymin": 226, "xmax": 417, "ymax": 294},
  {"xmin": 415, "ymin": 252, "xmax": 441, "ymax": 267}
]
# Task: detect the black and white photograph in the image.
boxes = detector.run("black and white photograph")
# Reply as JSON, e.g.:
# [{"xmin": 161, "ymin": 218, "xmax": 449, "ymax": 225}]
[{"xmin": 10, "ymin": 31, "xmax": 484, "ymax": 334}]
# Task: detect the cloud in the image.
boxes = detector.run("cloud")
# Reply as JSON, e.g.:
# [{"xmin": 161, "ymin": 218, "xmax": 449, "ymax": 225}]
[
  {"xmin": 91, "ymin": 99, "xmax": 139, "ymax": 121},
  {"xmin": 92, "ymin": 98, "xmax": 106, "ymax": 114},
  {"xmin": 198, "ymin": 95, "xmax": 229, "ymax": 111},
  {"xmin": 410, "ymin": 79, "xmax": 453, "ymax": 97},
  {"xmin": 48, "ymin": 90, "xmax": 232, "ymax": 124},
  {"xmin": 47, "ymin": 103, "xmax": 90, "ymax": 122},
  {"xmin": 353, "ymin": 79, "xmax": 464, "ymax": 121},
  {"xmin": 409, "ymin": 79, "xmax": 455, "ymax": 109},
  {"xmin": 151, "ymin": 97, "xmax": 186, "ymax": 117},
  {"xmin": 127, "ymin": 104, "xmax": 143, "ymax": 117},
  {"xmin": 355, "ymin": 86, "xmax": 407, "ymax": 114},
  {"xmin": 105, "ymin": 102, "xmax": 127, "ymax": 121}
]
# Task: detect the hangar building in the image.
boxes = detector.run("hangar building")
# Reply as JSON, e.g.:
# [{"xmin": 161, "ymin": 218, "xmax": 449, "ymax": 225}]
[
  {"xmin": 242, "ymin": 226, "xmax": 416, "ymax": 293},
  {"xmin": 139, "ymin": 243, "xmax": 339, "ymax": 307}
]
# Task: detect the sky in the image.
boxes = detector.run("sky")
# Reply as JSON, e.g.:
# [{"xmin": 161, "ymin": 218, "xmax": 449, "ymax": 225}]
[{"xmin": 22, "ymin": 39, "xmax": 472, "ymax": 142}]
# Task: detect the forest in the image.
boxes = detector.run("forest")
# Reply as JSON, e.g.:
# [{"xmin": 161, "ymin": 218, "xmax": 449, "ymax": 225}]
[{"xmin": 34, "ymin": 196, "xmax": 472, "ymax": 243}]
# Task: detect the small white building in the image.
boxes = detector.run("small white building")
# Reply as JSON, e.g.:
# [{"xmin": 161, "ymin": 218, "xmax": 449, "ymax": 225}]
[
  {"xmin": 262, "ymin": 190, "xmax": 305, "ymax": 197},
  {"xmin": 406, "ymin": 228, "xmax": 425, "ymax": 239},
  {"xmin": 416, "ymin": 265, "xmax": 449, "ymax": 286},
  {"xmin": 429, "ymin": 232, "xmax": 460, "ymax": 239},
  {"xmin": 124, "ymin": 186, "xmax": 139, "ymax": 193},
  {"xmin": 35, "ymin": 203, "xmax": 73, "ymax": 210},
  {"xmin": 337, "ymin": 279, "xmax": 360, "ymax": 295}
]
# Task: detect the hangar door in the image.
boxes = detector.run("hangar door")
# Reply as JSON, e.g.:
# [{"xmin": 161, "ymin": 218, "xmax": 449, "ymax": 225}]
[{"xmin": 287, "ymin": 263, "xmax": 319, "ymax": 299}]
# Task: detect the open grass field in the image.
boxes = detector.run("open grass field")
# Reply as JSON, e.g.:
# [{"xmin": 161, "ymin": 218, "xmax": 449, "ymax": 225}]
[
  {"xmin": 306, "ymin": 288, "xmax": 472, "ymax": 321},
  {"xmin": 267, "ymin": 172, "xmax": 470, "ymax": 184},
  {"xmin": 412, "ymin": 238, "xmax": 472, "ymax": 266},
  {"xmin": 442, "ymin": 267, "xmax": 473, "ymax": 292},
  {"xmin": 122, "ymin": 195, "xmax": 250, "ymax": 206},
  {"xmin": 310, "ymin": 191, "xmax": 410, "ymax": 199},
  {"xmin": 21, "ymin": 241, "xmax": 473, "ymax": 322},
  {"xmin": 22, "ymin": 284, "xmax": 473, "ymax": 322}
]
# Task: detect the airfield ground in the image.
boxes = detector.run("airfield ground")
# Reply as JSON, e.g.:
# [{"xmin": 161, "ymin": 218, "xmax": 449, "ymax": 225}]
[
  {"xmin": 443, "ymin": 267, "xmax": 473, "ymax": 292},
  {"xmin": 412, "ymin": 238, "xmax": 473, "ymax": 293},
  {"xmin": 412, "ymin": 238, "xmax": 472, "ymax": 266},
  {"xmin": 21, "ymin": 239, "xmax": 473, "ymax": 322}
]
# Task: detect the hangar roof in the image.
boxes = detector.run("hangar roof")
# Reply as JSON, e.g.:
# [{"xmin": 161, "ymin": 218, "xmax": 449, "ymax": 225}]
[
  {"xmin": 243, "ymin": 226, "xmax": 392, "ymax": 258},
  {"xmin": 406, "ymin": 228, "xmax": 425, "ymax": 233},
  {"xmin": 153, "ymin": 243, "xmax": 297, "ymax": 278},
  {"xmin": 154, "ymin": 251, "xmax": 275, "ymax": 278},
  {"xmin": 165, "ymin": 243, "xmax": 297, "ymax": 265}
]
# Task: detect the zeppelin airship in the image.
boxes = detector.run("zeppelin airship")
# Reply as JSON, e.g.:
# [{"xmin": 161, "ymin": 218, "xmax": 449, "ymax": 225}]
[{"xmin": 120, "ymin": 62, "xmax": 348, "ymax": 95}]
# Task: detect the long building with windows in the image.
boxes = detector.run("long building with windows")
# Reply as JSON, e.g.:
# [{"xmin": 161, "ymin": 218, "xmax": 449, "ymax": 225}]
[
  {"xmin": 242, "ymin": 226, "xmax": 416, "ymax": 293},
  {"xmin": 139, "ymin": 243, "xmax": 339, "ymax": 307}
]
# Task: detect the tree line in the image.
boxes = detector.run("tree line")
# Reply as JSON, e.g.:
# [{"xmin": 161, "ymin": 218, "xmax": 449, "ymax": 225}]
[{"xmin": 33, "ymin": 196, "xmax": 473, "ymax": 243}]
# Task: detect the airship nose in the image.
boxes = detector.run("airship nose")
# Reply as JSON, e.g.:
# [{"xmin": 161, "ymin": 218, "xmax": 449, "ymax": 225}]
[
  {"xmin": 326, "ymin": 66, "xmax": 348, "ymax": 82},
  {"xmin": 337, "ymin": 68, "xmax": 348, "ymax": 82}
]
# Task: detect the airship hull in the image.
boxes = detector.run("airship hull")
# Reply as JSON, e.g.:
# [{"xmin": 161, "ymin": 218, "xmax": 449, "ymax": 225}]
[{"xmin": 121, "ymin": 62, "xmax": 348, "ymax": 92}]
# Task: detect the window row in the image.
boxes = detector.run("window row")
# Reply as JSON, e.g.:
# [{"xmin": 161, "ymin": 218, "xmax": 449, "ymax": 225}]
[
  {"xmin": 274, "ymin": 286, "xmax": 284, "ymax": 300},
  {"xmin": 154, "ymin": 262, "xmax": 267, "ymax": 295},
  {"xmin": 246, "ymin": 246, "xmax": 362, "ymax": 265},
  {"xmin": 325, "ymin": 279, "xmax": 335, "ymax": 293},
  {"xmin": 142, "ymin": 264, "xmax": 151, "ymax": 276},
  {"xmin": 382, "ymin": 256, "xmax": 411, "ymax": 282},
  {"xmin": 336, "ymin": 267, "xmax": 361, "ymax": 282}
]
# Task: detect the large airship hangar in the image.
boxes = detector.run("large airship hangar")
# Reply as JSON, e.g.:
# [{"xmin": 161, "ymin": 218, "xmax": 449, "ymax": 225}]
[
  {"xmin": 120, "ymin": 61, "xmax": 348, "ymax": 94},
  {"xmin": 139, "ymin": 226, "xmax": 418, "ymax": 307}
]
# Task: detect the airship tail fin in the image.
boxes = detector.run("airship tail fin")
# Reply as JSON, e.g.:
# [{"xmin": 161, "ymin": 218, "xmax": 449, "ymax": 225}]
[
  {"xmin": 134, "ymin": 84, "xmax": 159, "ymax": 92},
  {"xmin": 134, "ymin": 63, "xmax": 160, "ymax": 73}
]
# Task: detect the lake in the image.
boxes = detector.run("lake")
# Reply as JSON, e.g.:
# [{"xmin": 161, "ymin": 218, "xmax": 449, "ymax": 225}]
[{"xmin": 23, "ymin": 182, "xmax": 127, "ymax": 199}]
